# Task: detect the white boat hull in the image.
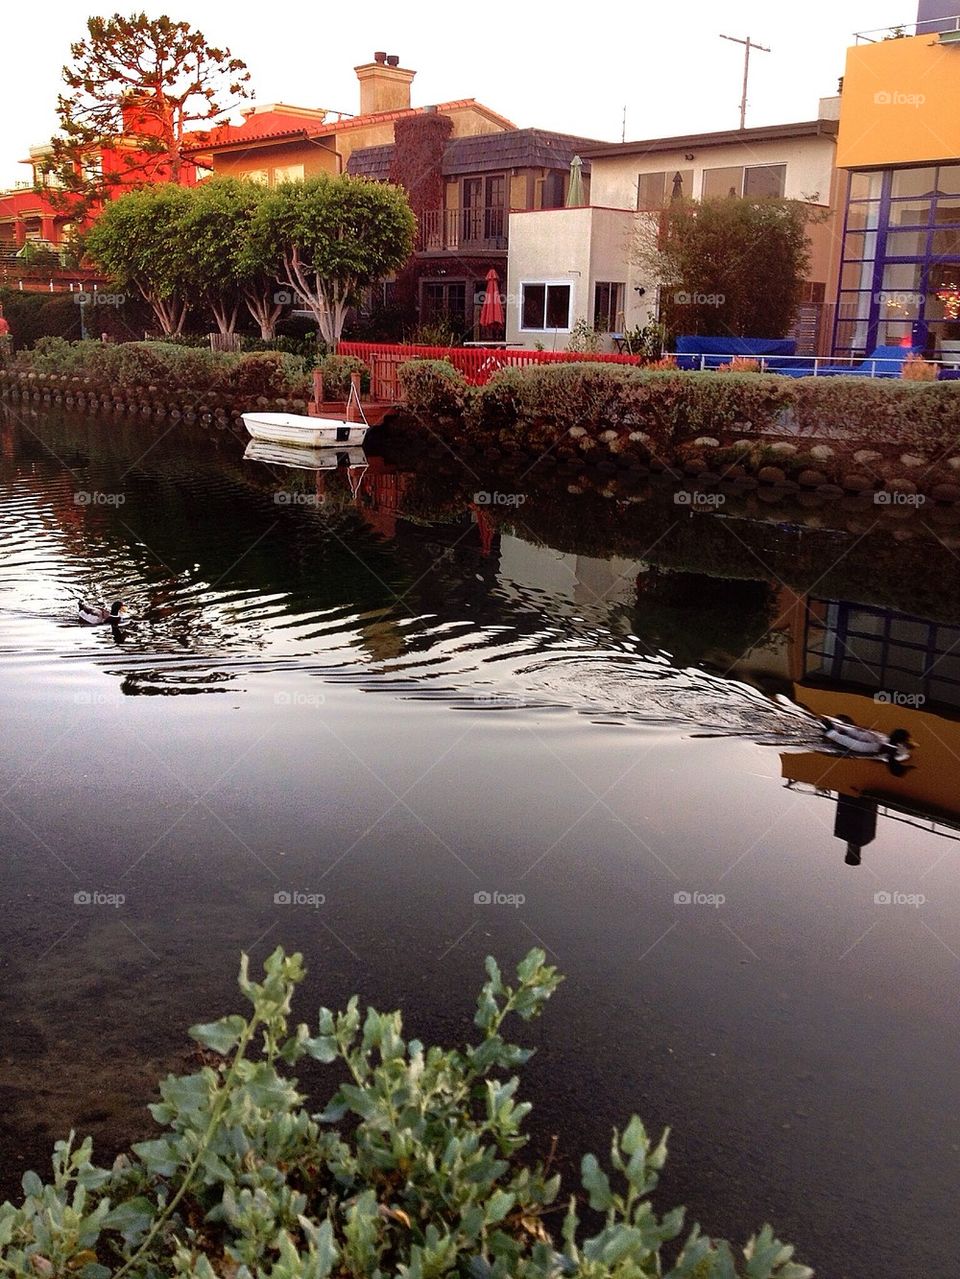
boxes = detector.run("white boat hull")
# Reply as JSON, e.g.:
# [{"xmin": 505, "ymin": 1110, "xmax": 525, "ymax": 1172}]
[{"xmin": 242, "ymin": 411, "xmax": 368, "ymax": 448}]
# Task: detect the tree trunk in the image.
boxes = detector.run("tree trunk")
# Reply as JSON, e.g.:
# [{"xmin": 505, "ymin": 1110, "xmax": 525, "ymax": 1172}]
[
  {"xmin": 210, "ymin": 299, "xmax": 238, "ymax": 335},
  {"xmin": 243, "ymin": 287, "xmax": 283, "ymax": 341}
]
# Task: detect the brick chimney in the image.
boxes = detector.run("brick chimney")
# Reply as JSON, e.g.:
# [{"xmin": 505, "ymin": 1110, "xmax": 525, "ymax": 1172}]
[{"xmin": 355, "ymin": 52, "xmax": 416, "ymax": 115}]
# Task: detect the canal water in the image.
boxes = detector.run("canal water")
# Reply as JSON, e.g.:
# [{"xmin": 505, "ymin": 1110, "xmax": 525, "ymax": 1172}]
[{"xmin": 0, "ymin": 404, "xmax": 958, "ymax": 1279}]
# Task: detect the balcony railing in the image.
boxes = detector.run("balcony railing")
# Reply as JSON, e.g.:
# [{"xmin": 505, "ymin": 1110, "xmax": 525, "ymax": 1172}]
[{"xmin": 417, "ymin": 206, "xmax": 509, "ymax": 253}]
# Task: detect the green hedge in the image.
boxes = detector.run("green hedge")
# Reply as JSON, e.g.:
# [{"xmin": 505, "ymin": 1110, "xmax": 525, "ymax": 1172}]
[
  {"xmin": 9, "ymin": 338, "xmax": 312, "ymax": 400},
  {"xmin": 399, "ymin": 359, "xmax": 960, "ymax": 457}
]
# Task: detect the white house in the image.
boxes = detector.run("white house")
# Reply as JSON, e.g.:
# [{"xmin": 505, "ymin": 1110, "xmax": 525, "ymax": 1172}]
[{"xmin": 505, "ymin": 102, "xmax": 841, "ymax": 353}]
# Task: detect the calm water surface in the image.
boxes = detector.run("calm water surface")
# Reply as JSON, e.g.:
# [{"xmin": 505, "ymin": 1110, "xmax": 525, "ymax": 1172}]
[{"xmin": 1, "ymin": 404, "xmax": 958, "ymax": 1279}]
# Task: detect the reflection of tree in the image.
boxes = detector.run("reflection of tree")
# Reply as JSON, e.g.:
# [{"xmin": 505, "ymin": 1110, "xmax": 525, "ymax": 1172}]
[{"xmin": 629, "ymin": 571, "xmax": 778, "ymax": 670}]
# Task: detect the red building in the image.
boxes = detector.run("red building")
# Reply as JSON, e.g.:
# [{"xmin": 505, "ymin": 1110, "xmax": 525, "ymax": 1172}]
[{"xmin": 0, "ymin": 98, "xmax": 198, "ymax": 255}]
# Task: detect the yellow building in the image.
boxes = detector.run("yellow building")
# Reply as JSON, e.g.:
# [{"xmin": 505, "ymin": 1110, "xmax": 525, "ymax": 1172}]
[{"xmin": 830, "ymin": 2, "xmax": 960, "ymax": 361}]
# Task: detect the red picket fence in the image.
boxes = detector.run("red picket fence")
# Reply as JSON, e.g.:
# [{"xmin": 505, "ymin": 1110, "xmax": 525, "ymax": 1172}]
[{"xmin": 337, "ymin": 341, "xmax": 644, "ymax": 402}]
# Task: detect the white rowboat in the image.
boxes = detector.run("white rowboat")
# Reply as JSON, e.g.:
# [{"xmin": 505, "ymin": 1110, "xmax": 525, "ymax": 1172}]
[
  {"xmin": 242, "ymin": 412, "xmax": 368, "ymax": 448},
  {"xmin": 243, "ymin": 381, "xmax": 369, "ymax": 448},
  {"xmin": 243, "ymin": 440, "xmax": 366, "ymax": 471}
]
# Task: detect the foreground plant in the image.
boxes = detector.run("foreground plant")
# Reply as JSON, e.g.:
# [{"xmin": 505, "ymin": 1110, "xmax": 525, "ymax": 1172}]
[{"xmin": 0, "ymin": 949, "xmax": 811, "ymax": 1278}]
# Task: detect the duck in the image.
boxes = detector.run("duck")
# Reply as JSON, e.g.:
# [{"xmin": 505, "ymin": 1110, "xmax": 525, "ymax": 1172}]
[
  {"xmin": 78, "ymin": 600, "xmax": 127, "ymax": 626},
  {"xmin": 820, "ymin": 715, "xmax": 912, "ymax": 762}
]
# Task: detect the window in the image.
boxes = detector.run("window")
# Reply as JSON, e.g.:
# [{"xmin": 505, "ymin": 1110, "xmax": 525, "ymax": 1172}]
[
  {"xmin": 422, "ymin": 280, "xmax": 467, "ymax": 324},
  {"xmin": 594, "ymin": 282, "xmax": 625, "ymax": 331},
  {"xmin": 743, "ymin": 164, "xmax": 786, "ymax": 198},
  {"xmin": 540, "ymin": 171, "xmax": 566, "ymax": 209},
  {"xmin": 702, "ymin": 164, "xmax": 786, "ymax": 199},
  {"xmin": 521, "ymin": 282, "xmax": 571, "ymax": 330},
  {"xmin": 273, "ymin": 164, "xmax": 304, "ymax": 184},
  {"xmin": 636, "ymin": 170, "xmax": 692, "ymax": 208},
  {"xmin": 246, "ymin": 169, "xmax": 269, "ymax": 185}
]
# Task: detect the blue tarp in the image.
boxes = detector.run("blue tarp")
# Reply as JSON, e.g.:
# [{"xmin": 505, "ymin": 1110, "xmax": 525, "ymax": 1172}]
[{"xmin": 674, "ymin": 336, "xmax": 799, "ymax": 371}]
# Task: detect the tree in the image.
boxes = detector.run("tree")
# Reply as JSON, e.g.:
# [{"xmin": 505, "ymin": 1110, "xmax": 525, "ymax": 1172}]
[
  {"xmin": 84, "ymin": 184, "xmax": 193, "ymax": 334},
  {"xmin": 636, "ymin": 197, "xmax": 820, "ymax": 340},
  {"xmin": 47, "ymin": 13, "xmax": 250, "ymax": 211},
  {"xmin": 178, "ymin": 178, "xmax": 260, "ymax": 335},
  {"xmin": 249, "ymin": 176, "xmax": 416, "ymax": 347}
]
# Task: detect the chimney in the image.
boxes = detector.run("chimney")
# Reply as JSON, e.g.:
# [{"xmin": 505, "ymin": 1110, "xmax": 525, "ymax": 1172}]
[{"xmin": 355, "ymin": 52, "xmax": 415, "ymax": 115}]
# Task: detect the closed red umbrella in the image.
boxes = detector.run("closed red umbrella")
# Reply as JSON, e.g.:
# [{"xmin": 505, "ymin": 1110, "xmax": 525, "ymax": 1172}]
[{"xmin": 479, "ymin": 268, "xmax": 504, "ymax": 329}]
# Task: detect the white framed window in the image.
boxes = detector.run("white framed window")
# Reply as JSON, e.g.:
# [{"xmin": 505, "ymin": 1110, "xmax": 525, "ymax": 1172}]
[
  {"xmin": 520, "ymin": 281, "xmax": 573, "ymax": 330},
  {"xmin": 594, "ymin": 282, "xmax": 625, "ymax": 332},
  {"xmin": 273, "ymin": 163, "xmax": 305, "ymax": 184},
  {"xmin": 702, "ymin": 163, "xmax": 786, "ymax": 199}
]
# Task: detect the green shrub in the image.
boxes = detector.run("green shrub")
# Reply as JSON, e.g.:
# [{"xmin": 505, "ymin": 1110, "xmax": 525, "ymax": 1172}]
[
  {"xmin": 317, "ymin": 353, "xmax": 371, "ymax": 399},
  {"xmin": 399, "ymin": 358, "xmax": 472, "ymax": 422},
  {"xmin": 227, "ymin": 351, "xmax": 310, "ymax": 400},
  {"xmin": 793, "ymin": 377, "xmax": 960, "ymax": 451},
  {"xmin": 0, "ymin": 948, "xmax": 810, "ymax": 1279}
]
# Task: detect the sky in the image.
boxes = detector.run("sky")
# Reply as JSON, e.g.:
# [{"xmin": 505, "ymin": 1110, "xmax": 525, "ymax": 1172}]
[{"xmin": 0, "ymin": 0, "xmax": 900, "ymax": 188}]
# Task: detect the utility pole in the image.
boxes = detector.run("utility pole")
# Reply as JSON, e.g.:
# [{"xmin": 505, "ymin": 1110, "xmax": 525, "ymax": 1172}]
[
  {"xmin": 719, "ymin": 33, "xmax": 771, "ymax": 130},
  {"xmin": 621, "ymin": 104, "xmax": 627, "ymax": 143}
]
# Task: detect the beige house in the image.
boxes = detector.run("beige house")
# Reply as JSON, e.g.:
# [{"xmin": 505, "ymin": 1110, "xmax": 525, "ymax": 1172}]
[{"xmin": 505, "ymin": 103, "xmax": 842, "ymax": 353}]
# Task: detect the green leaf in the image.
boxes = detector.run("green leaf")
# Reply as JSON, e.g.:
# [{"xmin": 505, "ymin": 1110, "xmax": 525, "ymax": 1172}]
[
  {"xmin": 303, "ymin": 1034, "xmax": 339, "ymax": 1063},
  {"xmin": 581, "ymin": 1154, "xmax": 614, "ymax": 1211},
  {"xmin": 21, "ymin": 1170, "xmax": 43, "ymax": 1198},
  {"xmin": 188, "ymin": 1014, "xmax": 246, "ymax": 1055}
]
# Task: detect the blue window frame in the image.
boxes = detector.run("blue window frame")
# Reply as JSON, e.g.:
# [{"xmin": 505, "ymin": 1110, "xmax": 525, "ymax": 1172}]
[{"xmin": 833, "ymin": 164, "xmax": 960, "ymax": 360}]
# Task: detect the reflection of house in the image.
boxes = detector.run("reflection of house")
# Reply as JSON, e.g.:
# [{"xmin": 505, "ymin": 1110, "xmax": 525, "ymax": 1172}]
[
  {"xmin": 832, "ymin": 0, "xmax": 960, "ymax": 360},
  {"xmin": 505, "ymin": 107, "xmax": 841, "ymax": 352},
  {"xmin": 187, "ymin": 53, "xmax": 603, "ymax": 337}
]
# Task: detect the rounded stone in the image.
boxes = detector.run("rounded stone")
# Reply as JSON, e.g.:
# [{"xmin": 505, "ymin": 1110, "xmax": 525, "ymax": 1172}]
[
  {"xmin": 854, "ymin": 449, "xmax": 883, "ymax": 466},
  {"xmin": 931, "ymin": 483, "xmax": 960, "ymax": 503},
  {"xmin": 732, "ymin": 439, "xmax": 754, "ymax": 453},
  {"xmin": 797, "ymin": 468, "xmax": 828, "ymax": 488},
  {"xmin": 947, "ymin": 457, "xmax": 960, "ymax": 472},
  {"xmin": 810, "ymin": 445, "xmax": 835, "ymax": 461},
  {"xmin": 568, "ymin": 426, "xmax": 587, "ymax": 438},
  {"xmin": 693, "ymin": 435, "xmax": 720, "ymax": 448},
  {"xmin": 757, "ymin": 465, "xmax": 787, "ymax": 485},
  {"xmin": 887, "ymin": 477, "xmax": 918, "ymax": 494},
  {"xmin": 841, "ymin": 473, "xmax": 875, "ymax": 493},
  {"xmin": 899, "ymin": 453, "xmax": 926, "ymax": 468},
  {"xmin": 817, "ymin": 484, "xmax": 845, "ymax": 499},
  {"xmin": 769, "ymin": 441, "xmax": 798, "ymax": 455}
]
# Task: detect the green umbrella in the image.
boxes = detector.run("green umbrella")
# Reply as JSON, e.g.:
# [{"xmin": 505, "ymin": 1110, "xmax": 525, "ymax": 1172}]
[{"xmin": 565, "ymin": 155, "xmax": 585, "ymax": 207}]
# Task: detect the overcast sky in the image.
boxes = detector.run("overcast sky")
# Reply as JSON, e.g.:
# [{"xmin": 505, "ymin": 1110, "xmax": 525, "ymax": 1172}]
[{"xmin": 1, "ymin": 1, "xmax": 895, "ymax": 187}]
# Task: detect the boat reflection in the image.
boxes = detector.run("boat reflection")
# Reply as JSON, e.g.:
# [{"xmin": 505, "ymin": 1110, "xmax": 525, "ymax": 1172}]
[{"xmin": 243, "ymin": 439, "xmax": 367, "ymax": 471}]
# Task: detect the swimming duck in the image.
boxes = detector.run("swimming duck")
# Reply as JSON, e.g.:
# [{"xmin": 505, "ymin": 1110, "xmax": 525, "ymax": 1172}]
[
  {"xmin": 78, "ymin": 600, "xmax": 127, "ymax": 626},
  {"xmin": 821, "ymin": 715, "xmax": 911, "ymax": 762}
]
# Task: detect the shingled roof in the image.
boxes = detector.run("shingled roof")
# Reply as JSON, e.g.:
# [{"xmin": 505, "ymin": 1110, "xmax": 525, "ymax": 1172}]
[{"xmin": 345, "ymin": 127, "xmax": 606, "ymax": 180}]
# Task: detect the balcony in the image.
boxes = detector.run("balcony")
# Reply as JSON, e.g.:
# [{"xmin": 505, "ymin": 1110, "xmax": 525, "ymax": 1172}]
[{"xmin": 417, "ymin": 206, "xmax": 509, "ymax": 254}]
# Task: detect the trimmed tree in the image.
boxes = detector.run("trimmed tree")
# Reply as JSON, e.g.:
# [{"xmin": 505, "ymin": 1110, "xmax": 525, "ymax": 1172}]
[
  {"xmin": 85, "ymin": 184, "xmax": 194, "ymax": 334},
  {"xmin": 47, "ymin": 13, "xmax": 250, "ymax": 212},
  {"xmin": 636, "ymin": 197, "xmax": 819, "ymax": 339},
  {"xmin": 249, "ymin": 176, "xmax": 416, "ymax": 347},
  {"xmin": 178, "ymin": 178, "xmax": 268, "ymax": 336}
]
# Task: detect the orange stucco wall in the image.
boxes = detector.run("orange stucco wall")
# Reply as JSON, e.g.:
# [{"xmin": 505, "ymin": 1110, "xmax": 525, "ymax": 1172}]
[{"xmin": 838, "ymin": 33, "xmax": 960, "ymax": 168}]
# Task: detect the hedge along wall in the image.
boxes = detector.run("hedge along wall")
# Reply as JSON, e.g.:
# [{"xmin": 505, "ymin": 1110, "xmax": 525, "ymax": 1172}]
[{"xmin": 396, "ymin": 360, "xmax": 960, "ymax": 502}]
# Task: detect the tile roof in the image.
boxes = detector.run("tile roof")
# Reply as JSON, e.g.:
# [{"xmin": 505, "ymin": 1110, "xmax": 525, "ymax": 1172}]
[
  {"xmin": 185, "ymin": 100, "xmax": 517, "ymax": 157},
  {"xmin": 579, "ymin": 118, "xmax": 839, "ymax": 159},
  {"xmin": 345, "ymin": 127, "xmax": 607, "ymax": 180}
]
